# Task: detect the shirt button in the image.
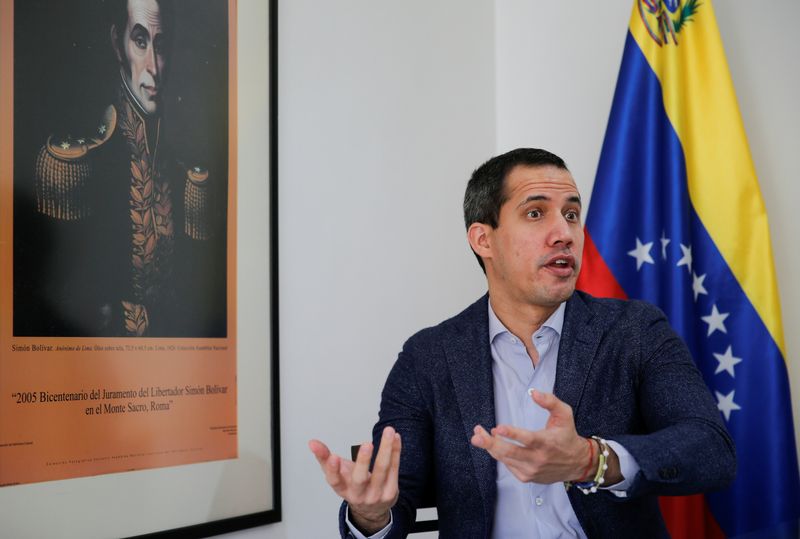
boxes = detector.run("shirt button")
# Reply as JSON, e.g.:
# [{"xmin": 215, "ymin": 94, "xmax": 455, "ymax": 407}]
[
  {"xmin": 535, "ymin": 496, "xmax": 543, "ymax": 506},
  {"xmin": 510, "ymin": 337, "xmax": 518, "ymax": 344}
]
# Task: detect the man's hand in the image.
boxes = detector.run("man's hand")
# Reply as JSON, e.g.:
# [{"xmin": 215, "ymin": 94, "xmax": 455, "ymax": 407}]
[
  {"xmin": 309, "ymin": 426, "xmax": 401, "ymax": 534},
  {"xmin": 471, "ymin": 390, "xmax": 621, "ymax": 485}
]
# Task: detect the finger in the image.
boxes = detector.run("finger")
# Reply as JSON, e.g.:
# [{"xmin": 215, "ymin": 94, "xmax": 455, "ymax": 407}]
[
  {"xmin": 491, "ymin": 424, "xmax": 541, "ymax": 448},
  {"xmin": 350, "ymin": 441, "xmax": 373, "ymax": 493},
  {"xmin": 502, "ymin": 459, "xmax": 533, "ymax": 483},
  {"xmin": 530, "ymin": 390, "xmax": 573, "ymax": 425},
  {"xmin": 473, "ymin": 429, "xmax": 544, "ymax": 482},
  {"xmin": 471, "ymin": 425, "xmax": 526, "ymax": 462},
  {"xmin": 382, "ymin": 432, "xmax": 402, "ymax": 499},
  {"xmin": 529, "ymin": 389, "xmax": 559, "ymax": 410},
  {"xmin": 322, "ymin": 453, "xmax": 348, "ymax": 492},
  {"xmin": 470, "ymin": 425, "xmax": 492, "ymax": 449},
  {"xmin": 370, "ymin": 427, "xmax": 397, "ymax": 486},
  {"xmin": 310, "ymin": 439, "xmax": 348, "ymax": 488},
  {"xmin": 308, "ymin": 439, "xmax": 332, "ymax": 465}
]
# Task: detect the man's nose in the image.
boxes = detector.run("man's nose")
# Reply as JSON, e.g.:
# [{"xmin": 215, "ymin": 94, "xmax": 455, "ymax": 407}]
[
  {"xmin": 547, "ymin": 214, "xmax": 574, "ymax": 246},
  {"xmin": 146, "ymin": 46, "xmax": 159, "ymax": 79}
]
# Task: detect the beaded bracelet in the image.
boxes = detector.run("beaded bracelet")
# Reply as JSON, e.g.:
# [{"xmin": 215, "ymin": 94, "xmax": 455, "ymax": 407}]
[{"xmin": 569, "ymin": 436, "xmax": 610, "ymax": 494}]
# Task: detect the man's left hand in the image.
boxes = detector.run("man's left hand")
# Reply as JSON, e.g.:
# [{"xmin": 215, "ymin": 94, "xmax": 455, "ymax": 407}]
[{"xmin": 470, "ymin": 390, "xmax": 620, "ymax": 485}]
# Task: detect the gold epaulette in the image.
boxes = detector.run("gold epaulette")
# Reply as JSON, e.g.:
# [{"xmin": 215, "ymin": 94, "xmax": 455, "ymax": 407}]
[
  {"xmin": 184, "ymin": 166, "xmax": 211, "ymax": 240},
  {"xmin": 34, "ymin": 105, "xmax": 117, "ymax": 220}
]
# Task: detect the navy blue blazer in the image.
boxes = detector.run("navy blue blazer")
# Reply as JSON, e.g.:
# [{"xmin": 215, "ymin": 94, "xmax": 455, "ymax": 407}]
[{"xmin": 340, "ymin": 292, "xmax": 736, "ymax": 538}]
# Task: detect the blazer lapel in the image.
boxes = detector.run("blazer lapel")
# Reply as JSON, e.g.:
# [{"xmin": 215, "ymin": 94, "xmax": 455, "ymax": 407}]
[
  {"xmin": 444, "ymin": 294, "xmax": 497, "ymax": 529},
  {"xmin": 554, "ymin": 292, "xmax": 603, "ymax": 428}
]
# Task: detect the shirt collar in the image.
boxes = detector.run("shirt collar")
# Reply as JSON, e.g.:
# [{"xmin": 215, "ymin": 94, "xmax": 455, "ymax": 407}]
[{"xmin": 488, "ymin": 299, "xmax": 566, "ymax": 343}]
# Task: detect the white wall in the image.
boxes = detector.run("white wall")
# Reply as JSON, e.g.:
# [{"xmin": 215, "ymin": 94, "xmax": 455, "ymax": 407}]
[
  {"xmin": 228, "ymin": 1, "xmax": 495, "ymax": 538},
  {"xmin": 230, "ymin": 1, "xmax": 799, "ymax": 537}
]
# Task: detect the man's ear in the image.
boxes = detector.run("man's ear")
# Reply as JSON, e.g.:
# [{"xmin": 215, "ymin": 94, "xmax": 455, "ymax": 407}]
[
  {"xmin": 467, "ymin": 222, "xmax": 492, "ymax": 262},
  {"xmin": 110, "ymin": 25, "xmax": 123, "ymax": 64}
]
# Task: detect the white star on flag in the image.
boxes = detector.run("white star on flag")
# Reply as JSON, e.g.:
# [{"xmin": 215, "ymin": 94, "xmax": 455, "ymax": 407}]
[
  {"xmin": 676, "ymin": 243, "xmax": 693, "ymax": 273},
  {"xmin": 701, "ymin": 304, "xmax": 729, "ymax": 336},
  {"xmin": 715, "ymin": 390, "xmax": 741, "ymax": 421},
  {"xmin": 660, "ymin": 231, "xmax": 670, "ymax": 260},
  {"xmin": 628, "ymin": 237, "xmax": 654, "ymax": 271},
  {"xmin": 692, "ymin": 272, "xmax": 708, "ymax": 302},
  {"xmin": 714, "ymin": 345, "xmax": 742, "ymax": 377}
]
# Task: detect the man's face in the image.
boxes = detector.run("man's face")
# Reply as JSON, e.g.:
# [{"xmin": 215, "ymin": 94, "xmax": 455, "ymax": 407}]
[
  {"xmin": 118, "ymin": 0, "xmax": 167, "ymax": 114},
  {"xmin": 483, "ymin": 164, "xmax": 584, "ymax": 308}
]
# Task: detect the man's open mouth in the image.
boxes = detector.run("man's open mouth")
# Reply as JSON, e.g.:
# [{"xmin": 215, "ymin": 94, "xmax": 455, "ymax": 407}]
[{"xmin": 543, "ymin": 254, "xmax": 575, "ymax": 275}]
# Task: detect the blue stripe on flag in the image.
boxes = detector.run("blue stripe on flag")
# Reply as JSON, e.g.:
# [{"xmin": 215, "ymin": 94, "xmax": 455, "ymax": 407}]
[{"xmin": 586, "ymin": 32, "xmax": 800, "ymax": 537}]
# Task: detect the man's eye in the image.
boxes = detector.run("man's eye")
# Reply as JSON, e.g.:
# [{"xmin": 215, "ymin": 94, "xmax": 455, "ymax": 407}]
[
  {"xmin": 527, "ymin": 209, "xmax": 541, "ymax": 218},
  {"xmin": 134, "ymin": 36, "xmax": 147, "ymax": 49},
  {"xmin": 565, "ymin": 210, "xmax": 580, "ymax": 221}
]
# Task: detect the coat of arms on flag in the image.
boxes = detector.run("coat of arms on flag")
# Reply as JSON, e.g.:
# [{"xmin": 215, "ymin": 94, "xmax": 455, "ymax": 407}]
[{"xmin": 637, "ymin": 0, "xmax": 700, "ymax": 46}]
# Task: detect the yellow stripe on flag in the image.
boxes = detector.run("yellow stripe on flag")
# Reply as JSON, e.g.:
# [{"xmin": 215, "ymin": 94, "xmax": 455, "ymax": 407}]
[{"xmin": 628, "ymin": 0, "xmax": 785, "ymax": 356}]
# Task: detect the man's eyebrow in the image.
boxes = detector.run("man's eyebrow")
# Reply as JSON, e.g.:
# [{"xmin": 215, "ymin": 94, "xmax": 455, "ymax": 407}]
[
  {"xmin": 516, "ymin": 194, "xmax": 582, "ymax": 208},
  {"xmin": 517, "ymin": 194, "xmax": 549, "ymax": 208},
  {"xmin": 130, "ymin": 24, "xmax": 150, "ymax": 38}
]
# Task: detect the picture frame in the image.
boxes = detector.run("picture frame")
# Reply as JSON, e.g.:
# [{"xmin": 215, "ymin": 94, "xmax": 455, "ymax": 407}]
[{"xmin": 0, "ymin": 0, "xmax": 280, "ymax": 536}]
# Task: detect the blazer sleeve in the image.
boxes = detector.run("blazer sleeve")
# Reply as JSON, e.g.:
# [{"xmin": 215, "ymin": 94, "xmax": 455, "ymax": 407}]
[
  {"xmin": 609, "ymin": 303, "xmax": 737, "ymax": 499},
  {"xmin": 339, "ymin": 342, "xmax": 435, "ymax": 539}
]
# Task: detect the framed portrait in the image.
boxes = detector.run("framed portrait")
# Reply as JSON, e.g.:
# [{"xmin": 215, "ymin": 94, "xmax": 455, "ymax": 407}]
[{"xmin": 0, "ymin": 0, "xmax": 280, "ymax": 536}]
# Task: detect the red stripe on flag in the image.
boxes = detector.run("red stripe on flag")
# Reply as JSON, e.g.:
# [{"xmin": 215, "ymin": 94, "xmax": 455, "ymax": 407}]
[
  {"xmin": 660, "ymin": 495, "xmax": 726, "ymax": 539},
  {"xmin": 577, "ymin": 230, "xmax": 628, "ymax": 299}
]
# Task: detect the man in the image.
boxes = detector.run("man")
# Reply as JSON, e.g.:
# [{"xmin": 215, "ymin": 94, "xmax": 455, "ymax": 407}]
[
  {"xmin": 17, "ymin": 0, "xmax": 224, "ymax": 337},
  {"xmin": 310, "ymin": 148, "xmax": 736, "ymax": 538}
]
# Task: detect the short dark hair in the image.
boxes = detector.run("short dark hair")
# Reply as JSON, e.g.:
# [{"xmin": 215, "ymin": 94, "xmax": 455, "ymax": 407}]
[
  {"xmin": 108, "ymin": 0, "xmax": 175, "ymax": 63},
  {"xmin": 463, "ymin": 148, "xmax": 569, "ymax": 271}
]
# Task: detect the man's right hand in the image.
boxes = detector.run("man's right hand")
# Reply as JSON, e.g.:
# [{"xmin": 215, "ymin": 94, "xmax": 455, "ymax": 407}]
[{"xmin": 309, "ymin": 426, "xmax": 402, "ymax": 535}]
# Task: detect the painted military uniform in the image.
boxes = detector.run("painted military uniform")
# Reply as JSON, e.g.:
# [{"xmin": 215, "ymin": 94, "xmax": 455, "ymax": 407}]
[{"xmin": 30, "ymin": 81, "xmax": 221, "ymax": 337}]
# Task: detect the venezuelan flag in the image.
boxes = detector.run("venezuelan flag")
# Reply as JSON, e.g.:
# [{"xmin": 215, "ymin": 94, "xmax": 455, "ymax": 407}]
[{"xmin": 577, "ymin": 1, "xmax": 800, "ymax": 537}]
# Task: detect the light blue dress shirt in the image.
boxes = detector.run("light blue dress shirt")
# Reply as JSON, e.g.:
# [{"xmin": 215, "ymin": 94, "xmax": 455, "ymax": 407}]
[
  {"xmin": 489, "ymin": 301, "xmax": 638, "ymax": 538},
  {"xmin": 346, "ymin": 301, "xmax": 640, "ymax": 538}
]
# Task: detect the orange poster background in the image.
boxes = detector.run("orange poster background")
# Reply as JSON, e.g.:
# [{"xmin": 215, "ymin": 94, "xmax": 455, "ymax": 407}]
[{"xmin": 0, "ymin": 0, "xmax": 238, "ymax": 487}]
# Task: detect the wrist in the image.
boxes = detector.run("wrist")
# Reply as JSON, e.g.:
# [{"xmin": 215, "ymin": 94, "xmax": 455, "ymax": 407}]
[
  {"xmin": 602, "ymin": 443, "xmax": 623, "ymax": 486},
  {"xmin": 575, "ymin": 437, "xmax": 597, "ymax": 482},
  {"xmin": 350, "ymin": 507, "xmax": 391, "ymax": 535},
  {"xmin": 567, "ymin": 436, "xmax": 611, "ymax": 494}
]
